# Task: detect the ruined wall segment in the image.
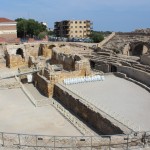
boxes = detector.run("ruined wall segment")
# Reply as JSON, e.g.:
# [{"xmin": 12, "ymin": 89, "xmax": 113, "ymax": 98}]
[{"xmin": 39, "ymin": 44, "xmax": 55, "ymax": 58}]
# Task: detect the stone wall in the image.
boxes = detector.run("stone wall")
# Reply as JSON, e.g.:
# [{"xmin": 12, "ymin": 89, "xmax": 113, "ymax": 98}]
[
  {"xmin": 95, "ymin": 63, "xmax": 110, "ymax": 73},
  {"xmin": 6, "ymin": 54, "xmax": 27, "ymax": 68},
  {"xmin": 39, "ymin": 44, "xmax": 54, "ymax": 58},
  {"xmin": 33, "ymin": 73, "xmax": 53, "ymax": 97},
  {"xmin": 33, "ymin": 65, "xmax": 91, "ymax": 97},
  {"xmin": 25, "ymin": 44, "xmax": 40, "ymax": 58},
  {"xmin": 53, "ymin": 84, "xmax": 124, "ymax": 135},
  {"xmin": 140, "ymin": 54, "xmax": 150, "ymax": 66},
  {"xmin": 51, "ymin": 47, "xmax": 91, "ymax": 74},
  {"xmin": 51, "ymin": 51, "xmax": 77, "ymax": 71},
  {"xmin": 117, "ymin": 66, "xmax": 150, "ymax": 87}
]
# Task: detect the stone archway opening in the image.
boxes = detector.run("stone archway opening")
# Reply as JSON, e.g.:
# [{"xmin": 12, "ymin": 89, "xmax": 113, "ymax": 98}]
[
  {"xmin": 110, "ymin": 65, "xmax": 117, "ymax": 72},
  {"xmin": 16, "ymin": 48, "xmax": 24, "ymax": 58},
  {"xmin": 132, "ymin": 44, "xmax": 148, "ymax": 56},
  {"xmin": 90, "ymin": 60, "xmax": 96, "ymax": 69}
]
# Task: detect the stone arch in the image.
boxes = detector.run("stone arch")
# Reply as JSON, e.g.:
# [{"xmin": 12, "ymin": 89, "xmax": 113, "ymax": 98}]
[
  {"xmin": 130, "ymin": 42, "xmax": 149, "ymax": 56},
  {"xmin": 110, "ymin": 64, "xmax": 117, "ymax": 72},
  {"xmin": 16, "ymin": 48, "xmax": 24, "ymax": 58},
  {"xmin": 90, "ymin": 60, "xmax": 96, "ymax": 69}
]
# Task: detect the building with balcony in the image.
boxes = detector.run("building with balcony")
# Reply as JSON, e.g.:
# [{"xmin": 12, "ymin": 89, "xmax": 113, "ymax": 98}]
[
  {"xmin": 0, "ymin": 18, "xmax": 17, "ymax": 42},
  {"xmin": 54, "ymin": 20, "xmax": 93, "ymax": 38}
]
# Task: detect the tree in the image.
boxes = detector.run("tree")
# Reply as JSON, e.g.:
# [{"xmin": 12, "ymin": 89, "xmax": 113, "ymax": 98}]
[
  {"xmin": 38, "ymin": 32, "xmax": 47, "ymax": 40},
  {"xmin": 47, "ymin": 30, "xmax": 55, "ymax": 36},
  {"xmin": 15, "ymin": 18, "xmax": 47, "ymax": 38},
  {"xmin": 89, "ymin": 31, "xmax": 104, "ymax": 43}
]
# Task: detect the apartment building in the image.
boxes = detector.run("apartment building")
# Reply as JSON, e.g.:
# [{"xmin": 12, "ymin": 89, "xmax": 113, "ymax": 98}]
[
  {"xmin": 54, "ymin": 20, "xmax": 93, "ymax": 38},
  {"xmin": 0, "ymin": 18, "xmax": 17, "ymax": 41}
]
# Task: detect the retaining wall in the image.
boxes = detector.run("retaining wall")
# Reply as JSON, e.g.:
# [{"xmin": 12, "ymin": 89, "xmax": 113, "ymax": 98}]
[
  {"xmin": 117, "ymin": 66, "xmax": 150, "ymax": 87},
  {"xmin": 53, "ymin": 84, "xmax": 124, "ymax": 135}
]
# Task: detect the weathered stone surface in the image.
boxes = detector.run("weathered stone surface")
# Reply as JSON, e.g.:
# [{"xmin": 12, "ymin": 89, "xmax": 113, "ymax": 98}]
[
  {"xmin": 6, "ymin": 54, "xmax": 27, "ymax": 68},
  {"xmin": 140, "ymin": 54, "xmax": 150, "ymax": 66},
  {"xmin": 100, "ymin": 33, "xmax": 150, "ymax": 56},
  {"xmin": 39, "ymin": 44, "xmax": 55, "ymax": 58}
]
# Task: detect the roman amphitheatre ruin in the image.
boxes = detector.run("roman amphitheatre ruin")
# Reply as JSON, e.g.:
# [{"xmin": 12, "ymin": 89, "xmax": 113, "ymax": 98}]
[{"xmin": 0, "ymin": 29, "xmax": 150, "ymax": 149}]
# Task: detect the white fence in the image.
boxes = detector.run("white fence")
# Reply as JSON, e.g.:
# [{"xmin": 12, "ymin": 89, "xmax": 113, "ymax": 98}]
[{"xmin": 63, "ymin": 75, "xmax": 105, "ymax": 85}]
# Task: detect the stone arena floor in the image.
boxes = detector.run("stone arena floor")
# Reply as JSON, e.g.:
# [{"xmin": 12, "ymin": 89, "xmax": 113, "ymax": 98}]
[
  {"xmin": 63, "ymin": 74, "xmax": 150, "ymax": 132},
  {"xmin": 0, "ymin": 88, "xmax": 82, "ymax": 136}
]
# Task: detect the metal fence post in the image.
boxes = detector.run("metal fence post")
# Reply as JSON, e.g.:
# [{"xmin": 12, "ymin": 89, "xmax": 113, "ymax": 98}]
[
  {"xmin": 54, "ymin": 136, "xmax": 55, "ymax": 150},
  {"xmin": 36, "ymin": 135, "xmax": 38, "ymax": 148},
  {"xmin": 91, "ymin": 136, "xmax": 92, "ymax": 150},
  {"xmin": 72, "ymin": 137, "xmax": 74, "ymax": 149},
  {"xmin": 109, "ymin": 137, "xmax": 111, "ymax": 150},
  {"xmin": 1, "ymin": 132, "xmax": 4, "ymax": 146},
  {"xmin": 127, "ymin": 134, "xmax": 129, "ymax": 150},
  {"xmin": 18, "ymin": 134, "xmax": 21, "ymax": 149}
]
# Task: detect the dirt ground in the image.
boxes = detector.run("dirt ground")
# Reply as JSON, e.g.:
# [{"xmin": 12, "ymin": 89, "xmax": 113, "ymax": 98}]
[{"xmin": 0, "ymin": 88, "xmax": 82, "ymax": 136}]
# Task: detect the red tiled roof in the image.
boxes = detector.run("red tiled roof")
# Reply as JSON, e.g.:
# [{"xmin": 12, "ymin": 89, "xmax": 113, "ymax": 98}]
[{"xmin": 0, "ymin": 18, "xmax": 16, "ymax": 23}]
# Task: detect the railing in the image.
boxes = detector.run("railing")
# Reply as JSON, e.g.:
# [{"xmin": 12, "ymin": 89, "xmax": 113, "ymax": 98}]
[
  {"xmin": 0, "ymin": 68, "xmax": 40, "ymax": 80},
  {"xmin": 0, "ymin": 131, "xmax": 149, "ymax": 149}
]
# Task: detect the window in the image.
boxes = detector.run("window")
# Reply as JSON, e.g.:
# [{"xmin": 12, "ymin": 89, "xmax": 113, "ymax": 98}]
[
  {"xmin": 79, "ymin": 26, "xmax": 82, "ymax": 28},
  {"xmin": 80, "ymin": 31, "xmax": 82, "ymax": 33},
  {"xmin": 75, "ymin": 21, "xmax": 77, "ymax": 24},
  {"xmin": 71, "ymin": 26, "xmax": 73, "ymax": 28},
  {"xmin": 84, "ymin": 26, "xmax": 86, "ymax": 28},
  {"xmin": 75, "ymin": 31, "xmax": 77, "ymax": 33},
  {"xmin": 75, "ymin": 26, "xmax": 77, "ymax": 28},
  {"xmin": 79, "ymin": 21, "xmax": 82, "ymax": 24}
]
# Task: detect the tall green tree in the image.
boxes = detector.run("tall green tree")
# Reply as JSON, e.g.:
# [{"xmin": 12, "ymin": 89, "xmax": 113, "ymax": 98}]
[
  {"xmin": 15, "ymin": 18, "xmax": 47, "ymax": 38},
  {"xmin": 89, "ymin": 31, "xmax": 104, "ymax": 43}
]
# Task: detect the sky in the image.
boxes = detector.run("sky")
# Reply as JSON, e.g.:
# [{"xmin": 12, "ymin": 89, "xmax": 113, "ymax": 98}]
[{"xmin": 0, "ymin": 0, "xmax": 150, "ymax": 32}]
